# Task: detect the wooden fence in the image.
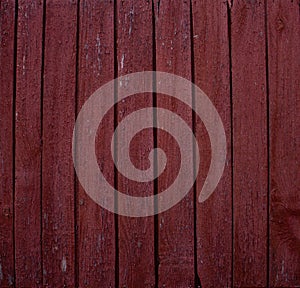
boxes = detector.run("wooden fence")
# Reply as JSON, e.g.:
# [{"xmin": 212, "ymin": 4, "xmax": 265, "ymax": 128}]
[{"xmin": 0, "ymin": 0, "xmax": 299, "ymax": 287}]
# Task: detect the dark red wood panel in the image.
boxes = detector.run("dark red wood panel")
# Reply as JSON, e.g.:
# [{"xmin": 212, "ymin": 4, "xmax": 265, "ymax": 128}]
[
  {"xmin": 268, "ymin": 0, "xmax": 300, "ymax": 286},
  {"xmin": 0, "ymin": 1, "xmax": 15, "ymax": 286},
  {"xmin": 42, "ymin": 1, "xmax": 77, "ymax": 286},
  {"xmin": 154, "ymin": 0, "xmax": 194, "ymax": 286},
  {"xmin": 116, "ymin": 0, "xmax": 155, "ymax": 286},
  {"xmin": 77, "ymin": 0, "xmax": 115, "ymax": 286},
  {"xmin": 231, "ymin": 0, "xmax": 268, "ymax": 286},
  {"xmin": 1, "ymin": 1, "xmax": 300, "ymax": 286},
  {"xmin": 15, "ymin": 0, "xmax": 43, "ymax": 286},
  {"xmin": 192, "ymin": 0, "xmax": 232, "ymax": 286}
]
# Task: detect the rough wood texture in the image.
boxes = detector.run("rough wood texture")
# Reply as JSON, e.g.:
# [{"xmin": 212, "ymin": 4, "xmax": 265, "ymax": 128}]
[
  {"xmin": 42, "ymin": 1, "xmax": 77, "ymax": 286},
  {"xmin": 0, "ymin": 1, "xmax": 300, "ymax": 287},
  {"xmin": 77, "ymin": 0, "xmax": 115, "ymax": 286},
  {"xmin": 268, "ymin": 0, "xmax": 300, "ymax": 286},
  {"xmin": 0, "ymin": 1, "xmax": 15, "ymax": 286},
  {"xmin": 231, "ymin": 0, "xmax": 268, "ymax": 286},
  {"xmin": 192, "ymin": 0, "xmax": 232, "ymax": 287},
  {"xmin": 15, "ymin": 0, "xmax": 43, "ymax": 286},
  {"xmin": 116, "ymin": 0, "xmax": 155, "ymax": 287},
  {"xmin": 154, "ymin": 0, "xmax": 194, "ymax": 286}
]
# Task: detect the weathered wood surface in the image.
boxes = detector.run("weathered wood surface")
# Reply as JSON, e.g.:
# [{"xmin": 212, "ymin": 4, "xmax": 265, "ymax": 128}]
[
  {"xmin": 231, "ymin": 0, "xmax": 268, "ymax": 286},
  {"xmin": 15, "ymin": 0, "xmax": 43, "ymax": 286},
  {"xmin": 0, "ymin": 1, "xmax": 15, "ymax": 287},
  {"xmin": 117, "ymin": 0, "xmax": 155, "ymax": 287},
  {"xmin": 77, "ymin": 0, "xmax": 115, "ymax": 287},
  {"xmin": 192, "ymin": 0, "xmax": 232, "ymax": 287},
  {"xmin": 42, "ymin": 1, "xmax": 77, "ymax": 286},
  {"xmin": 268, "ymin": 0, "xmax": 300, "ymax": 286},
  {"xmin": 0, "ymin": 1, "xmax": 299, "ymax": 287}
]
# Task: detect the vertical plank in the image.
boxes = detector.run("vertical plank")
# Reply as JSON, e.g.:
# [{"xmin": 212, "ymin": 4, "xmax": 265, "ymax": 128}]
[
  {"xmin": 77, "ymin": 0, "xmax": 115, "ymax": 286},
  {"xmin": 154, "ymin": 0, "xmax": 194, "ymax": 286},
  {"xmin": 42, "ymin": 1, "xmax": 77, "ymax": 286},
  {"xmin": 116, "ymin": 0, "xmax": 155, "ymax": 286},
  {"xmin": 231, "ymin": 0, "xmax": 268, "ymax": 286},
  {"xmin": 0, "ymin": 1, "xmax": 15, "ymax": 286},
  {"xmin": 268, "ymin": 0, "xmax": 300, "ymax": 286},
  {"xmin": 15, "ymin": 0, "xmax": 43, "ymax": 286},
  {"xmin": 192, "ymin": 0, "xmax": 232, "ymax": 286}
]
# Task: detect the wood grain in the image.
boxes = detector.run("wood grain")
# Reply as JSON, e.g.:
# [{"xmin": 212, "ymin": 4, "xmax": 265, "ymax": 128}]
[
  {"xmin": 116, "ymin": 0, "xmax": 155, "ymax": 286},
  {"xmin": 77, "ymin": 0, "xmax": 115, "ymax": 286},
  {"xmin": 154, "ymin": 0, "xmax": 194, "ymax": 286},
  {"xmin": 42, "ymin": 1, "xmax": 77, "ymax": 286},
  {"xmin": 268, "ymin": 0, "xmax": 300, "ymax": 286},
  {"xmin": 231, "ymin": 0, "xmax": 268, "ymax": 286},
  {"xmin": 15, "ymin": 0, "xmax": 43, "ymax": 286},
  {"xmin": 192, "ymin": 0, "xmax": 232, "ymax": 286},
  {"xmin": 0, "ymin": 1, "xmax": 16, "ymax": 286},
  {"xmin": 0, "ymin": 1, "xmax": 300, "ymax": 286}
]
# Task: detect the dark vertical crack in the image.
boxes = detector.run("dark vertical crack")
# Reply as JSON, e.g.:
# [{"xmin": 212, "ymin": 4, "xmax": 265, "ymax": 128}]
[
  {"xmin": 74, "ymin": 0, "xmax": 80, "ymax": 287},
  {"xmin": 189, "ymin": 1, "xmax": 201, "ymax": 287},
  {"xmin": 226, "ymin": 1, "xmax": 234, "ymax": 287},
  {"xmin": 156, "ymin": 0, "xmax": 160, "ymax": 17},
  {"xmin": 152, "ymin": 1, "xmax": 159, "ymax": 287}
]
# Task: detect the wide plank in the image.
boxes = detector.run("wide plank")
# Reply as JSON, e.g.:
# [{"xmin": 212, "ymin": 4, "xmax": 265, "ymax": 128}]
[
  {"xmin": 15, "ymin": 0, "xmax": 43, "ymax": 286},
  {"xmin": 42, "ymin": 1, "xmax": 77, "ymax": 286},
  {"xmin": 268, "ymin": 0, "xmax": 300, "ymax": 286},
  {"xmin": 192, "ymin": 0, "xmax": 232, "ymax": 286},
  {"xmin": 231, "ymin": 0, "xmax": 268, "ymax": 286}
]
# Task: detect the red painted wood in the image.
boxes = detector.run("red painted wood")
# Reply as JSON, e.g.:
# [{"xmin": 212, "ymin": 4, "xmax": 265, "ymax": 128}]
[
  {"xmin": 116, "ymin": 0, "xmax": 155, "ymax": 286},
  {"xmin": 0, "ymin": 1, "xmax": 15, "ymax": 286},
  {"xmin": 192, "ymin": 0, "xmax": 232, "ymax": 287},
  {"xmin": 15, "ymin": 0, "xmax": 43, "ymax": 286},
  {"xmin": 231, "ymin": 1, "xmax": 268, "ymax": 286},
  {"xmin": 42, "ymin": 1, "xmax": 77, "ymax": 286},
  {"xmin": 1, "ymin": 1, "xmax": 300, "ymax": 285},
  {"xmin": 268, "ymin": 0, "xmax": 300, "ymax": 286},
  {"xmin": 154, "ymin": 0, "xmax": 194, "ymax": 286},
  {"xmin": 77, "ymin": 0, "xmax": 115, "ymax": 286}
]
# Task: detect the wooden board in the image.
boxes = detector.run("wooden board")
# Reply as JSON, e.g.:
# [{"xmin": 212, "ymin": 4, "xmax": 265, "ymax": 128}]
[
  {"xmin": 268, "ymin": 0, "xmax": 300, "ymax": 286},
  {"xmin": 14, "ymin": 0, "xmax": 43, "ymax": 286},
  {"xmin": 42, "ymin": 1, "xmax": 77, "ymax": 286},
  {"xmin": 0, "ymin": 1, "xmax": 16, "ymax": 286},
  {"xmin": 191, "ymin": 0, "xmax": 232, "ymax": 286},
  {"xmin": 76, "ymin": 0, "xmax": 115, "ymax": 286},
  {"xmin": 116, "ymin": 0, "xmax": 155, "ymax": 286},
  {"xmin": 231, "ymin": 0, "xmax": 268, "ymax": 286},
  {"xmin": 154, "ymin": 0, "xmax": 194, "ymax": 286}
]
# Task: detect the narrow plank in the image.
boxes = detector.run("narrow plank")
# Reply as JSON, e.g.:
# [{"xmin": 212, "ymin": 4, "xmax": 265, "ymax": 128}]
[
  {"xmin": 77, "ymin": 0, "xmax": 115, "ymax": 286},
  {"xmin": 42, "ymin": 1, "xmax": 77, "ymax": 286},
  {"xmin": 268, "ymin": 0, "xmax": 300, "ymax": 286},
  {"xmin": 0, "ymin": 1, "xmax": 16, "ymax": 286},
  {"xmin": 116, "ymin": 0, "xmax": 155, "ymax": 286},
  {"xmin": 15, "ymin": 0, "xmax": 43, "ymax": 286},
  {"xmin": 191, "ymin": 0, "xmax": 232, "ymax": 286},
  {"xmin": 231, "ymin": 0, "xmax": 268, "ymax": 286},
  {"xmin": 154, "ymin": 0, "xmax": 194, "ymax": 286}
]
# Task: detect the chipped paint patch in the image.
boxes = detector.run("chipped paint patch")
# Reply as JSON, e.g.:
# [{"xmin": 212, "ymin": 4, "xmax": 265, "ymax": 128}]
[
  {"xmin": 121, "ymin": 53, "xmax": 125, "ymax": 69},
  {"xmin": 128, "ymin": 6, "xmax": 134, "ymax": 35},
  {"xmin": 22, "ymin": 55, "xmax": 26, "ymax": 75},
  {"xmin": 61, "ymin": 256, "xmax": 67, "ymax": 272},
  {"xmin": 95, "ymin": 34, "xmax": 101, "ymax": 73},
  {"xmin": 8, "ymin": 274, "xmax": 13, "ymax": 286}
]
